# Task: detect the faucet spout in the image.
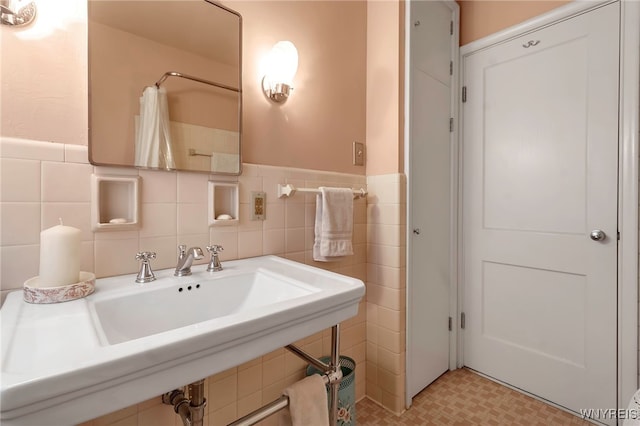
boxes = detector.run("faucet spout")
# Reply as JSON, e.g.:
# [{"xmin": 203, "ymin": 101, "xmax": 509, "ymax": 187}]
[{"xmin": 174, "ymin": 245, "xmax": 204, "ymax": 276}]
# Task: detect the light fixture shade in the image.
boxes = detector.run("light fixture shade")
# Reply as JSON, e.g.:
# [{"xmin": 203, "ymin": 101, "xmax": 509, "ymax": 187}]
[
  {"xmin": 262, "ymin": 41, "xmax": 298, "ymax": 103},
  {"xmin": 266, "ymin": 41, "xmax": 298, "ymax": 85}
]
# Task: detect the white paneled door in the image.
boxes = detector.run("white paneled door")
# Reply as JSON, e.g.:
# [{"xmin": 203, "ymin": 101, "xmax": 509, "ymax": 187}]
[
  {"xmin": 407, "ymin": 0, "xmax": 456, "ymax": 400},
  {"xmin": 462, "ymin": 2, "xmax": 619, "ymax": 416}
]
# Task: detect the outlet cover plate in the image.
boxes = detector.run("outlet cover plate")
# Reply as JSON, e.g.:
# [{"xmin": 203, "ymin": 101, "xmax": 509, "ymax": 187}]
[
  {"xmin": 251, "ymin": 191, "xmax": 266, "ymax": 220},
  {"xmin": 353, "ymin": 142, "xmax": 365, "ymax": 166}
]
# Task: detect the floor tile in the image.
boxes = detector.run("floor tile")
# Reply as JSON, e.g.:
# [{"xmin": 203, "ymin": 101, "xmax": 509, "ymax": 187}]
[{"xmin": 356, "ymin": 368, "xmax": 591, "ymax": 425}]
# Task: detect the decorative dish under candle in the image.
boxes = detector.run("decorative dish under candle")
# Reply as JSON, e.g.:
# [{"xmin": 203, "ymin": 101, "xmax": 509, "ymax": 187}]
[{"xmin": 23, "ymin": 271, "xmax": 96, "ymax": 304}]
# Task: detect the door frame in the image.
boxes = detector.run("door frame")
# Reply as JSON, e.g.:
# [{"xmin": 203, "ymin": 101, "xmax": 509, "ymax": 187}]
[
  {"xmin": 404, "ymin": 0, "xmax": 460, "ymax": 409},
  {"xmin": 457, "ymin": 0, "xmax": 640, "ymax": 409}
]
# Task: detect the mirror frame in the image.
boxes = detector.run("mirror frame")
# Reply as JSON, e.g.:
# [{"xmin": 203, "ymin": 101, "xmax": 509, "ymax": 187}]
[{"xmin": 87, "ymin": 0, "xmax": 243, "ymax": 176}]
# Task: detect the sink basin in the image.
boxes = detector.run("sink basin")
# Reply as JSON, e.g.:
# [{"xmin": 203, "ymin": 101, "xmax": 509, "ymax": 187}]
[
  {"xmin": 91, "ymin": 269, "xmax": 318, "ymax": 345},
  {"xmin": 0, "ymin": 256, "xmax": 365, "ymax": 426}
]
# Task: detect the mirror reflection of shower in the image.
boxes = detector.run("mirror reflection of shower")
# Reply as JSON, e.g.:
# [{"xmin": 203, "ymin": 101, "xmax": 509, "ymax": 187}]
[
  {"xmin": 135, "ymin": 86, "xmax": 175, "ymax": 170},
  {"xmin": 135, "ymin": 71, "xmax": 242, "ymax": 171},
  {"xmin": 88, "ymin": 1, "xmax": 242, "ymax": 175}
]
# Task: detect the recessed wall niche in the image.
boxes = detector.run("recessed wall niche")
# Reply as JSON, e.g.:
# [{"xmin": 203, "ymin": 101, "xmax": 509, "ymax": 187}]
[
  {"xmin": 91, "ymin": 174, "xmax": 140, "ymax": 231},
  {"xmin": 208, "ymin": 181, "xmax": 239, "ymax": 226}
]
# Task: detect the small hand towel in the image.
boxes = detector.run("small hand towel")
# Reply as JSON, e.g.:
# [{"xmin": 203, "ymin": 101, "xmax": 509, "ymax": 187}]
[
  {"xmin": 313, "ymin": 187, "xmax": 354, "ymax": 262},
  {"xmin": 282, "ymin": 374, "xmax": 330, "ymax": 426}
]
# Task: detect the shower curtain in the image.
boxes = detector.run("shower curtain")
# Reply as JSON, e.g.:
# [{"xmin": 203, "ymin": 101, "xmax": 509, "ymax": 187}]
[{"xmin": 135, "ymin": 86, "xmax": 176, "ymax": 169}]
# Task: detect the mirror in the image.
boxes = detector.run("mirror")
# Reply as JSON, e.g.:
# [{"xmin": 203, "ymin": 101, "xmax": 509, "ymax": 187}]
[{"xmin": 88, "ymin": 0, "xmax": 242, "ymax": 175}]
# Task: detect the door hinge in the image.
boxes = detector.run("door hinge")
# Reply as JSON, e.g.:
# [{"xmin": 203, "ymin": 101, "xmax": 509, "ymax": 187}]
[
  {"xmin": 618, "ymin": 230, "xmax": 621, "ymax": 241},
  {"xmin": 450, "ymin": 21, "xmax": 453, "ymax": 35},
  {"xmin": 448, "ymin": 316, "xmax": 452, "ymax": 331},
  {"xmin": 450, "ymin": 61, "xmax": 453, "ymax": 76},
  {"xmin": 462, "ymin": 86, "xmax": 467, "ymax": 103},
  {"xmin": 461, "ymin": 312, "xmax": 466, "ymax": 329},
  {"xmin": 449, "ymin": 117, "xmax": 454, "ymax": 132}
]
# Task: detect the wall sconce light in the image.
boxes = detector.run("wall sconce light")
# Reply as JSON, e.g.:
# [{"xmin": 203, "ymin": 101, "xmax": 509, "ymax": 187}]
[
  {"xmin": 262, "ymin": 41, "xmax": 299, "ymax": 103},
  {"xmin": 0, "ymin": 0, "xmax": 36, "ymax": 26}
]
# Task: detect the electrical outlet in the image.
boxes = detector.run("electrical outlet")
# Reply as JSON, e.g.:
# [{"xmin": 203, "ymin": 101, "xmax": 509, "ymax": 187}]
[
  {"xmin": 251, "ymin": 192, "xmax": 266, "ymax": 220},
  {"xmin": 353, "ymin": 141, "xmax": 365, "ymax": 166}
]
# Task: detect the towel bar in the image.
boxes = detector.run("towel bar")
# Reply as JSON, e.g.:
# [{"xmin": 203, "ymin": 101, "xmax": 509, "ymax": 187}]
[
  {"xmin": 277, "ymin": 183, "xmax": 367, "ymax": 199},
  {"xmin": 227, "ymin": 324, "xmax": 342, "ymax": 426},
  {"xmin": 188, "ymin": 149, "xmax": 212, "ymax": 158},
  {"xmin": 228, "ymin": 371, "xmax": 342, "ymax": 426},
  {"xmin": 229, "ymin": 396, "xmax": 289, "ymax": 426}
]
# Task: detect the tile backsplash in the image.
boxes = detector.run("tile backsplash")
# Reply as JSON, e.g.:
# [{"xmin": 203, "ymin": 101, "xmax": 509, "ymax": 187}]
[
  {"xmin": 0, "ymin": 137, "xmax": 368, "ymax": 425},
  {"xmin": 366, "ymin": 173, "xmax": 407, "ymax": 413},
  {"xmin": 0, "ymin": 137, "xmax": 367, "ymax": 294}
]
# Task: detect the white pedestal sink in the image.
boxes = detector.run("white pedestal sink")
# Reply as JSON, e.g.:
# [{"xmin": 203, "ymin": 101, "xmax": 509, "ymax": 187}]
[{"xmin": 0, "ymin": 256, "xmax": 365, "ymax": 426}]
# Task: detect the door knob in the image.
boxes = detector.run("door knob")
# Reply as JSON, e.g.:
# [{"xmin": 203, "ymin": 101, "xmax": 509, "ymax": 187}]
[
  {"xmin": 413, "ymin": 228, "xmax": 421, "ymax": 235},
  {"xmin": 590, "ymin": 229, "xmax": 606, "ymax": 241}
]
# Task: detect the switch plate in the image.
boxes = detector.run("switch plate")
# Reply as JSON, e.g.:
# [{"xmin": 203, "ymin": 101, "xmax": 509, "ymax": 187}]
[
  {"xmin": 251, "ymin": 192, "xmax": 266, "ymax": 220},
  {"xmin": 353, "ymin": 142, "xmax": 365, "ymax": 166}
]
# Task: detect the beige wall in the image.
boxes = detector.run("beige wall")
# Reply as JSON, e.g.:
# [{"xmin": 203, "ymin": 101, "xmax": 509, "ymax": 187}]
[
  {"xmin": 228, "ymin": 0, "xmax": 367, "ymax": 175},
  {"xmin": 366, "ymin": 0, "xmax": 404, "ymax": 176},
  {"xmin": 0, "ymin": 1, "xmax": 88, "ymax": 145},
  {"xmin": 1, "ymin": 0, "xmax": 366, "ymax": 176},
  {"xmin": 362, "ymin": 0, "xmax": 573, "ymax": 173},
  {"xmin": 0, "ymin": 1, "xmax": 369, "ymax": 424},
  {"xmin": 364, "ymin": 0, "xmax": 407, "ymax": 414},
  {"xmin": 458, "ymin": 0, "xmax": 571, "ymax": 45},
  {"xmin": 90, "ymin": 22, "xmax": 239, "ymax": 166},
  {"xmin": 1, "ymin": 0, "xmax": 579, "ymax": 176}
]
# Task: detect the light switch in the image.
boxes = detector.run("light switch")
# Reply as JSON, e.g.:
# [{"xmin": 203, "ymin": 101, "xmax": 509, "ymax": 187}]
[{"xmin": 353, "ymin": 142, "xmax": 365, "ymax": 166}]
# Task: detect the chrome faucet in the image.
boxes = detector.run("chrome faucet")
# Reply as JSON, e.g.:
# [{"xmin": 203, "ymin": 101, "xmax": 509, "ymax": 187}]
[
  {"xmin": 174, "ymin": 245, "xmax": 204, "ymax": 277},
  {"xmin": 135, "ymin": 251, "xmax": 157, "ymax": 283},
  {"xmin": 206, "ymin": 245, "xmax": 224, "ymax": 272}
]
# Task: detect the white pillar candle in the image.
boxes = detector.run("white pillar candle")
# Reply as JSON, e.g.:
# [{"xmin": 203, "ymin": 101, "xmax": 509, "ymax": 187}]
[{"xmin": 38, "ymin": 220, "xmax": 81, "ymax": 287}]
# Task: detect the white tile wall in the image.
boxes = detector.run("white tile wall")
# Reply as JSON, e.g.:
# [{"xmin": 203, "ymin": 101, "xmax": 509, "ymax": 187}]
[
  {"xmin": 366, "ymin": 173, "xmax": 407, "ymax": 414},
  {"xmin": 139, "ymin": 170, "xmax": 177, "ymax": 203},
  {"xmin": 1, "ymin": 203, "xmax": 41, "ymax": 246},
  {"xmin": 0, "ymin": 158, "xmax": 40, "ymax": 201},
  {"xmin": 42, "ymin": 161, "xmax": 93, "ymax": 202},
  {"xmin": 0, "ymin": 137, "xmax": 368, "ymax": 426}
]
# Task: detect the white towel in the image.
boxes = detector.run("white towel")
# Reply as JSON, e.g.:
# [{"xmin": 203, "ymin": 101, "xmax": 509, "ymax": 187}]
[
  {"xmin": 313, "ymin": 187, "xmax": 354, "ymax": 262},
  {"xmin": 282, "ymin": 374, "xmax": 330, "ymax": 426}
]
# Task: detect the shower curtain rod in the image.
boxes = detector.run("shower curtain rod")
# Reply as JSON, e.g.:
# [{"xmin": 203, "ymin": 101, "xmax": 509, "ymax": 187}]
[{"xmin": 154, "ymin": 71, "xmax": 241, "ymax": 93}]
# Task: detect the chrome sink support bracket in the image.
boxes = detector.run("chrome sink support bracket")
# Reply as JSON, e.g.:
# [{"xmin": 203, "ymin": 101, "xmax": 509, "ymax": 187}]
[
  {"xmin": 328, "ymin": 324, "xmax": 340, "ymax": 426},
  {"xmin": 188, "ymin": 379, "xmax": 206, "ymax": 426},
  {"xmin": 228, "ymin": 324, "xmax": 343, "ymax": 426},
  {"xmin": 162, "ymin": 379, "xmax": 206, "ymax": 426}
]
